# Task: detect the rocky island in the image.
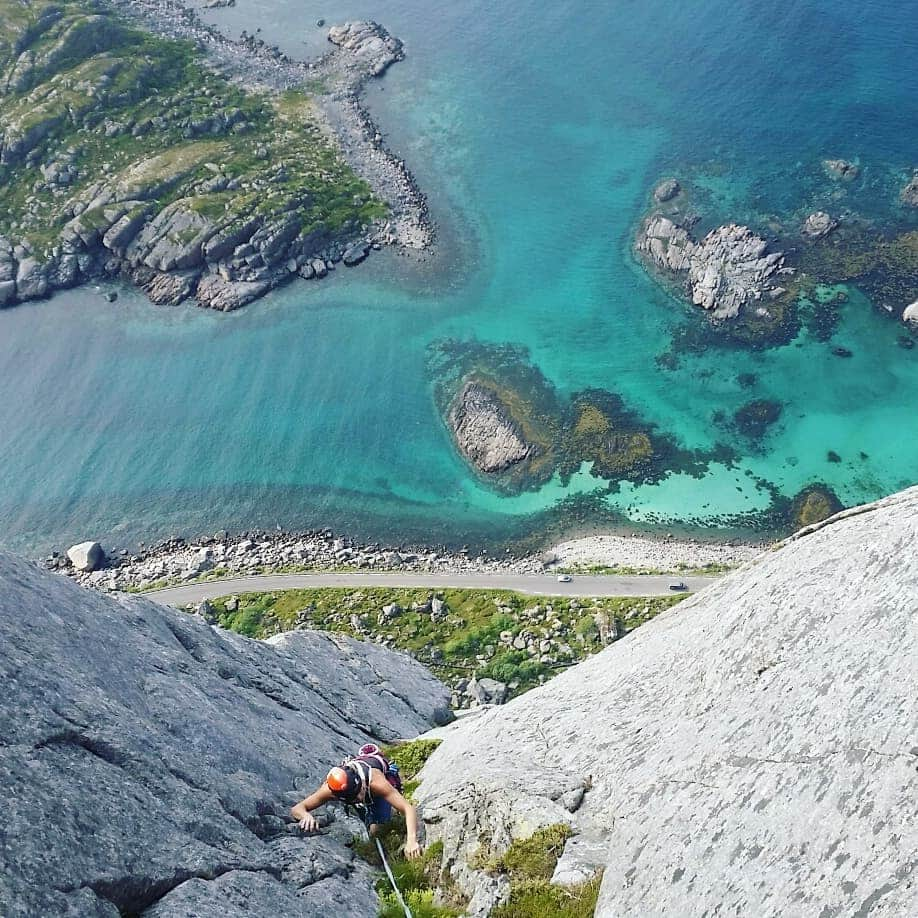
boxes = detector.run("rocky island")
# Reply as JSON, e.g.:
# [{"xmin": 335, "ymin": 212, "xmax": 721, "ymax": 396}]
[
  {"xmin": 636, "ymin": 164, "xmax": 918, "ymax": 345},
  {"xmin": 636, "ymin": 215, "xmax": 790, "ymax": 320},
  {"xmin": 0, "ymin": 0, "xmax": 429, "ymax": 311},
  {"xmin": 449, "ymin": 379, "xmax": 538, "ymax": 474}
]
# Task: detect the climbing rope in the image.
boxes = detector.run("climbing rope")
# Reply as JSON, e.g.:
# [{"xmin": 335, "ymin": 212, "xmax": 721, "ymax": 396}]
[{"xmin": 375, "ymin": 836, "xmax": 413, "ymax": 918}]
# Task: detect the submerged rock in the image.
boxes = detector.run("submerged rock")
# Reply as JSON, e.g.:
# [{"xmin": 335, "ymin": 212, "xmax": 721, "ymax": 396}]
[
  {"xmin": 0, "ymin": 550, "xmax": 450, "ymax": 916},
  {"xmin": 448, "ymin": 380, "xmax": 535, "ymax": 474},
  {"xmin": 652, "ymin": 178, "xmax": 680, "ymax": 202},
  {"xmin": 789, "ymin": 483, "xmax": 843, "ymax": 529},
  {"xmin": 417, "ymin": 487, "xmax": 917, "ymax": 916},
  {"xmin": 733, "ymin": 398, "xmax": 783, "ymax": 439},
  {"xmin": 802, "ymin": 211, "xmax": 837, "ymax": 239},
  {"xmin": 823, "ymin": 158, "xmax": 860, "ymax": 180}
]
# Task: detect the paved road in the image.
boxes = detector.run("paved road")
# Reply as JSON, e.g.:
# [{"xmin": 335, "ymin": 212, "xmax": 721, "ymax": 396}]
[{"xmin": 147, "ymin": 571, "xmax": 718, "ymax": 607}]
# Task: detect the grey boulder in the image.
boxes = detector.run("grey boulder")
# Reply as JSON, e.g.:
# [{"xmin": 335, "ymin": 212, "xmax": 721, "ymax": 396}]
[
  {"xmin": 66, "ymin": 539, "xmax": 105, "ymax": 571},
  {"xmin": 448, "ymin": 380, "xmax": 534, "ymax": 473}
]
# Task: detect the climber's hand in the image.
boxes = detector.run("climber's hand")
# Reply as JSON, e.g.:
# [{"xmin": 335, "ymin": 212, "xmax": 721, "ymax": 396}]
[{"xmin": 404, "ymin": 838, "xmax": 422, "ymax": 860}]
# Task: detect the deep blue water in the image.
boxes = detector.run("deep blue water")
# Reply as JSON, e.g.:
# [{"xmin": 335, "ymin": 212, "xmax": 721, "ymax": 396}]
[{"xmin": 1, "ymin": 0, "xmax": 916, "ymax": 554}]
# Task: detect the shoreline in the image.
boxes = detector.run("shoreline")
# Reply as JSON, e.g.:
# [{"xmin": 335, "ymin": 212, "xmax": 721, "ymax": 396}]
[{"xmin": 48, "ymin": 525, "xmax": 769, "ymax": 593}]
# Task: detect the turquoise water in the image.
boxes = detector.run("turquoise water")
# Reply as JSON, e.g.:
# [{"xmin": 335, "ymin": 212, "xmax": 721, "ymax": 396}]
[{"xmin": 1, "ymin": 0, "xmax": 917, "ymax": 554}]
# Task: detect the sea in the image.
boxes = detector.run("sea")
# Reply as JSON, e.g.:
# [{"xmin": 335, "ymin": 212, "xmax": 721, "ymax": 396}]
[{"xmin": 1, "ymin": 0, "xmax": 916, "ymax": 555}]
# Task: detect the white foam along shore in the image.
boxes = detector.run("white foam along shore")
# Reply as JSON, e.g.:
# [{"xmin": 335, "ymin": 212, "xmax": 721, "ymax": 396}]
[{"xmin": 548, "ymin": 532, "xmax": 768, "ymax": 571}]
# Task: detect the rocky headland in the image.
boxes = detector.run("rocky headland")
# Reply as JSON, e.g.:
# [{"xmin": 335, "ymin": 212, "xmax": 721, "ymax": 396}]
[
  {"xmin": 0, "ymin": 549, "xmax": 450, "ymax": 916},
  {"xmin": 0, "ymin": 0, "xmax": 430, "ymax": 312},
  {"xmin": 415, "ymin": 486, "xmax": 918, "ymax": 916}
]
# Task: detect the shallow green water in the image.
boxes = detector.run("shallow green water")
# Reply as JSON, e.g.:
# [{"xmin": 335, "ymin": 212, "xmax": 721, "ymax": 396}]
[{"xmin": 0, "ymin": 0, "xmax": 916, "ymax": 554}]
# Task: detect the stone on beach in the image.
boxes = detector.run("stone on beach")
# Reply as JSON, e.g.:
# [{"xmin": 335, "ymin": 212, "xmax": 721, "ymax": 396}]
[{"xmin": 66, "ymin": 540, "xmax": 105, "ymax": 572}]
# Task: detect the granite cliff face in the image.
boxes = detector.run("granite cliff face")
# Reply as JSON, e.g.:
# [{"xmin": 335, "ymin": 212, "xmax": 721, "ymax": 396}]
[
  {"xmin": 417, "ymin": 488, "xmax": 918, "ymax": 916},
  {"xmin": 0, "ymin": 551, "xmax": 450, "ymax": 917}
]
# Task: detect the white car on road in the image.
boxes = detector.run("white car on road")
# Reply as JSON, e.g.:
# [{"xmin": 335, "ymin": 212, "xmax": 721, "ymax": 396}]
[{"xmin": 557, "ymin": 574, "xmax": 573, "ymax": 583}]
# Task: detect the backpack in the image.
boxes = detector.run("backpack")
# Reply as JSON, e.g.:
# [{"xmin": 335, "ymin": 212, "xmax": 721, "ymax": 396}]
[{"xmin": 342, "ymin": 743, "xmax": 403, "ymax": 800}]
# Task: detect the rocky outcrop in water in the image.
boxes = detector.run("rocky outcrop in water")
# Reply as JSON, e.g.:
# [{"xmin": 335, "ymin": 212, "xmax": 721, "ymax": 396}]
[
  {"xmin": 802, "ymin": 210, "xmax": 837, "ymax": 239},
  {"xmin": 448, "ymin": 380, "xmax": 536, "ymax": 474},
  {"xmin": 326, "ymin": 21, "xmax": 402, "ymax": 76},
  {"xmin": 823, "ymin": 158, "xmax": 860, "ymax": 180},
  {"xmin": 416, "ymin": 487, "xmax": 918, "ymax": 916},
  {"xmin": 636, "ymin": 215, "xmax": 790, "ymax": 320},
  {"xmin": 652, "ymin": 178, "xmax": 680, "ymax": 202},
  {"xmin": 0, "ymin": 550, "xmax": 450, "ymax": 917}
]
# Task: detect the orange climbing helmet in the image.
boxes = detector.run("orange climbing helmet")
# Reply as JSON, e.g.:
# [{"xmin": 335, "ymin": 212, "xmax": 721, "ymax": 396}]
[{"xmin": 326, "ymin": 765, "xmax": 361, "ymax": 801}]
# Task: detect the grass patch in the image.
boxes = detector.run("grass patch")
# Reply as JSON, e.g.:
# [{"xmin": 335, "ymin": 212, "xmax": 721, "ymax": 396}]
[
  {"xmin": 491, "ymin": 824, "xmax": 573, "ymax": 882},
  {"xmin": 491, "ymin": 874, "xmax": 603, "ymax": 918},
  {"xmin": 481, "ymin": 824, "xmax": 602, "ymax": 918},
  {"xmin": 205, "ymin": 586, "xmax": 685, "ymax": 697}
]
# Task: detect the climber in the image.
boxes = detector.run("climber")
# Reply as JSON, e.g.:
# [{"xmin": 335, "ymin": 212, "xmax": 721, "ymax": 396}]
[{"xmin": 291, "ymin": 743, "xmax": 422, "ymax": 859}]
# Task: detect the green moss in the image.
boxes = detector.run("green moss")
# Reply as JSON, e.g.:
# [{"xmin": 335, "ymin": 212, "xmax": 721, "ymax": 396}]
[
  {"xmin": 491, "ymin": 824, "xmax": 573, "ymax": 882},
  {"xmin": 485, "ymin": 824, "xmax": 602, "ymax": 918},
  {"xmin": 491, "ymin": 875, "xmax": 603, "ymax": 918},
  {"xmin": 382, "ymin": 739, "xmax": 442, "ymax": 787},
  {"xmin": 355, "ymin": 829, "xmax": 465, "ymax": 917}
]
